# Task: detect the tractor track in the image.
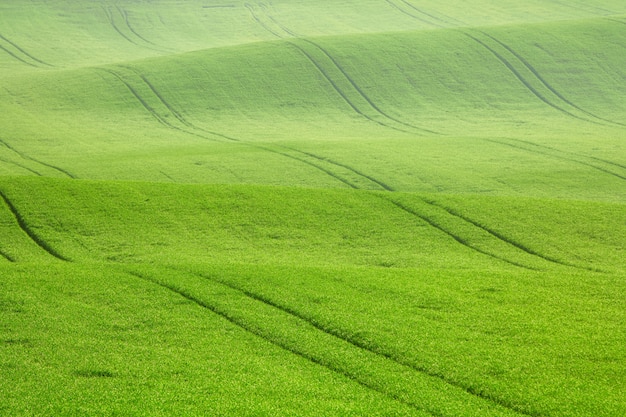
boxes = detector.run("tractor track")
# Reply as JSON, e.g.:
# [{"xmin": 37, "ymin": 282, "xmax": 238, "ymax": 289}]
[
  {"xmin": 475, "ymin": 31, "xmax": 626, "ymax": 128},
  {"xmin": 384, "ymin": 1, "xmax": 624, "ymax": 128},
  {"xmin": 484, "ymin": 138, "xmax": 626, "ymax": 182},
  {"xmin": 245, "ymin": 3, "xmax": 438, "ymax": 136},
  {"xmin": 385, "ymin": 198, "xmax": 536, "ymax": 270},
  {"xmin": 127, "ymin": 268, "xmax": 437, "ymax": 416},
  {"xmin": 0, "ymin": 189, "xmax": 69, "ymax": 262},
  {"xmin": 461, "ymin": 31, "xmax": 602, "ymax": 126},
  {"xmin": 0, "ymin": 33, "xmax": 53, "ymax": 68},
  {"xmin": 0, "ymin": 138, "xmax": 75, "ymax": 179},
  {"xmin": 182, "ymin": 267, "xmax": 537, "ymax": 416},
  {"xmin": 0, "ymin": 156, "xmax": 43, "ymax": 176},
  {"xmin": 0, "ymin": 249, "xmax": 15, "ymax": 262},
  {"xmin": 423, "ymin": 199, "xmax": 581, "ymax": 270},
  {"xmin": 102, "ymin": 6, "xmax": 165, "ymax": 53}
]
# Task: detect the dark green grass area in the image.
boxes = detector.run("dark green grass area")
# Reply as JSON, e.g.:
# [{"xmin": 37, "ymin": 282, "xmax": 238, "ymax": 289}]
[{"xmin": 0, "ymin": 264, "xmax": 428, "ymax": 417}]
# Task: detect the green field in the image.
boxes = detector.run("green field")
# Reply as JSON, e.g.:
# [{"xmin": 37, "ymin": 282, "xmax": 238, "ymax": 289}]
[{"xmin": 1, "ymin": 1, "xmax": 625, "ymax": 416}]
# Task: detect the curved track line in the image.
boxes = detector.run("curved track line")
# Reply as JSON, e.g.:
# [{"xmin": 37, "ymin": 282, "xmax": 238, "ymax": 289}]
[
  {"xmin": 484, "ymin": 138, "xmax": 626, "ymax": 182},
  {"xmin": 0, "ymin": 139, "xmax": 75, "ymax": 178},
  {"xmin": 0, "ymin": 34, "xmax": 53, "ymax": 67},
  {"xmin": 461, "ymin": 32, "xmax": 602, "ymax": 126},
  {"xmin": 98, "ymin": 67, "xmax": 362, "ymax": 188},
  {"xmin": 477, "ymin": 31, "xmax": 626, "ymax": 128},
  {"xmin": 384, "ymin": 0, "xmax": 436, "ymax": 26},
  {"xmin": 0, "ymin": 156, "xmax": 43, "ymax": 176},
  {"xmin": 100, "ymin": 67, "xmax": 235, "ymax": 143},
  {"xmin": 300, "ymin": 38, "xmax": 440, "ymax": 135},
  {"xmin": 103, "ymin": 6, "xmax": 139, "ymax": 47},
  {"xmin": 0, "ymin": 44, "xmax": 37, "ymax": 67},
  {"xmin": 0, "ymin": 249, "xmax": 15, "ymax": 262},
  {"xmin": 185, "ymin": 267, "xmax": 536, "ymax": 416},
  {"xmin": 423, "ymin": 199, "xmax": 581, "ymax": 269},
  {"xmin": 117, "ymin": 7, "xmax": 160, "ymax": 48},
  {"xmin": 0, "ymin": 189, "xmax": 69, "ymax": 261},
  {"xmin": 278, "ymin": 145, "xmax": 393, "ymax": 191},
  {"xmin": 245, "ymin": 3, "xmax": 437, "ymax": 136},
  {"xmin": 385, "ymin": 198, "xmax": 536, "ymax": 270},
  {"xmin": 127, "ymin": 269, "xmax": 431, "ymax": 415}
]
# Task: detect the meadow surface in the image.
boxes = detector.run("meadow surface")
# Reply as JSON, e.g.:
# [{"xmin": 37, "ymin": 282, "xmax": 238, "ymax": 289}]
[{"xmin": 1, "ymin": 1, "xmax": 625, "ymax": 416}]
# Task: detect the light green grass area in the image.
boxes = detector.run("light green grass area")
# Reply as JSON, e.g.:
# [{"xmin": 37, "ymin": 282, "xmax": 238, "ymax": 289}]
[{"xmin": 1, "ymin": 1, "xmax": 625, "ymax": 416}]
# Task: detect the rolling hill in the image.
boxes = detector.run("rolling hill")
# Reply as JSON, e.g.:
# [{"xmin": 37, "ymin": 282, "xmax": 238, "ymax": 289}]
[{"xmin": 1, "ymin": 1, "xmax": 625, "ymax": 416}]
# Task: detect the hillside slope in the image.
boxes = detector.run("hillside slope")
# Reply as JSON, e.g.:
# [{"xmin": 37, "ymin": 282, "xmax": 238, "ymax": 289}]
[{"xmin": 1, "ymin": 1, "xmax": 625, "ymax": 416}]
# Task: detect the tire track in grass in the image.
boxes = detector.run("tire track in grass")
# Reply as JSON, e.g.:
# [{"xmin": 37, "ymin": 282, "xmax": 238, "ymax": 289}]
[
  {"xmin": 0, "ymin": 189, "xmax": 69, "ymax": 262},
  {"xmin": 277, "ymin": 145, "xmax": 393, "ymax": 191},
  {"xmin": 103, "ymin": 63, "xmax": 574, "ymax": 269},
  {"xmin": 102, "ymin": 6, "xmax": 165, "ymax": 53},
  {"xmin": 298, "ymin": 38, "xmax": 440, "ymax": 135},
  {"xmin": 126, "ymin": 269, "xmax": 434, "ymax": 416},
  {"xmin": 181, "ymin": 267, "xmax": 538, "ymax": 417},
  {"xmin": 273, "ymin": 146, "xmax": 570, "ymax": 269},
  {"xmin": 422, "ymin": 198, "xmax": 587, "ymax": 270},
  {"xmin": 99, "ymin": 67, "xmax": 239, "ymax": 143},
  {"xmin": 483, "ymin": 137, "xmax": 626, "ymax": 182},
  {"xmin": 385, "ymin": 0, "xmax": 462, "ymax": 27},
  {"xmin": 116, "ymin": 6, "xmax": 163, "ymax": 49},
  {"xmin": 0, "ymin": 156, "xmax": 43, "ymax": 176},
  {"xmin": 0, "ymin": 249, "xmax": 15, "ymax": 262},
  {"xmin": 0, "ymin": 138, "xmax": 75, "ymax": 179},
  {"xmin": 384, "ymin": 0, "xmax": 437, "ymax": 26},
  {"xmin": 98, "ymin": 67, "xmax": 366, "ymax": 188},
  {"xmin": 117, "ymin": 65, "xmax": 238, "ymax": 142},
  {"xmin": 103, "ymin": 6, "xmax": 140, "ymax": 48},
  {"xmin": 245, "ymin": 3, "xmax": 438, "ymax": 136},
  {"xmin": 0, "ymin": 34, "xmax": 53, "ymax": 68},
  {"xmin": 476, "ymin": 31, "xmax": 626, "ymax": 128},
  {"xmin": 384, "ymin": 197, "xmax": 536, "ymax": 270},
  {"xmin": 132, "ymin": 267, "xmax": 534, "ymax": 417},
  {"xmin": 461, "ymin": 31, "xmax": 606, "ymax": 127}
]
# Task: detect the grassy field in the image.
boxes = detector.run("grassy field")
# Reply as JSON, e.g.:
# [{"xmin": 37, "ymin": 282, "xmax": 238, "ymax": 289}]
[{"xmin": 1, "ymin": 1, "xmax": 625, "ymax": 416}]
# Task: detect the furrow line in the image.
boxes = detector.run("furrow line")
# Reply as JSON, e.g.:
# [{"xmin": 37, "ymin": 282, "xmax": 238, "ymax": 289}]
[
  {"xmin": 384, "ymin": 0, "xmax": 437, "ymax": 26},
  {"xmin": 264, "ymin": 148, "xmax": 359, "ymax": 188},
  {"xmin": 0, "ymin": 156, "xmax": 43, "ymax": 176},
  {"xmin": 496, "ymin": 137, "xmax": 626, "ymax": 173},
  {"xmin": 396, "ymin": 0, "xmax": 451, "ymax": 26},
  {"xmin": 478, "ymin": 31, "xmax": 626, "ymax": 127},
  {"xmin": 0, "ymin": 189, "xmax": 69, "ymax": 262},
  {"xmin": 0, "ymin": 249, "xmax": 15, "ymax": 263},
  {"xmin": 112, "ymin": 66, "xmax": 239, "ymax": 142},
  {"xmin": 103, "ymin": 6, "xmax": 141, "ymax": 48},
  {"xmin": 117, "ymin": 6, "xmax": 160, "ymax": 48},
  {"xmin": 182, "ymin": 267, "xmax": 536, "ymax": 416},
  {"xmin": 119, "ymin": 65, "xmax": 194, "ymax": 128},
  {"xmin": 0, "ymin": 139, "xmax": 75, "ymax": 178},
  {"xmin": 484, "ymin": 138, "xmax": 626, "ymax": 182},
  {"xmin": 0, "ymin": 44, "xmax": 37, "ymax": 67},
  {"xmin": 286, "ymin": 43, "xmax": 413, "ymax": 134},
  {"xmin": 246, "ymin": 3, "xmax": 435, "ymax": 136},
  {"xmin": 386, "ymin": 198, "xmax": 535, "ymax": 270},
  {"xmin": 0, "ymin": 33, "xmax": 53, "ymax": 67},
  {"xmin": 300, "ymin": 38, "xmax": 440, "ymax": 135},
  {"xmin": 461, "ymin": 31, "xmax": 602, "ymax": 126},
  {"xmin": 127, "ymin": 269, "xmax": 432, "ymax": 416},
  {"xmin": 98, "ymin": 68, "xmax": 173, "ymax": 128},
  {"xmin": 101, "ymin": 67, "xmax": 372, "ymax": 185},
  {"xmin": 278, "ymin": 146, "xmax": 393, "ymax": 191},
  {"xmin": 424, "ymin": 199, "xmax": 577, "ymax": 269},
  {"xmin": 244, "ymin": 3, "xmax": 283, "ymax": 38}
]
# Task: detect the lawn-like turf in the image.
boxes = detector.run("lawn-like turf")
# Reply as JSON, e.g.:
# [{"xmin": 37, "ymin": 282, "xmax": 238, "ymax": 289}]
[{"xmin": 1, "ymin": 1, "xmax": 625, "ymax": 416}]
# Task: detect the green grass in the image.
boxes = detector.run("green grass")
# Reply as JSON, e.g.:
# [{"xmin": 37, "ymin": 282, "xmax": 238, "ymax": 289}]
[{"xmin": 1, "ymin": 1, "xmax": 625, "ymax": 416}]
